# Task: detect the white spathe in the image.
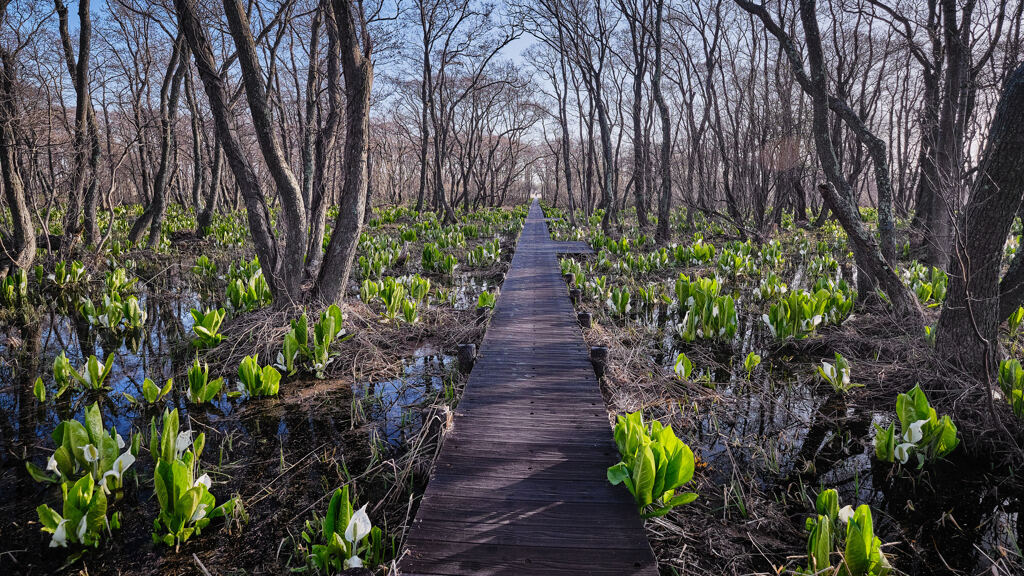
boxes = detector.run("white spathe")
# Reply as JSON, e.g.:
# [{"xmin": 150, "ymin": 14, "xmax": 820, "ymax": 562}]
[{"xmin": 345, "ymin": 504, "xmax": 372, "ymax": 544}]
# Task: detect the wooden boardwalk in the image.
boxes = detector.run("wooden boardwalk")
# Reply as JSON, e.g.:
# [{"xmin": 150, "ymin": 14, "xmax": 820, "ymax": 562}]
[{"xmin": 398, "ymin": 201, "xmax": 658, "ymax": 575}]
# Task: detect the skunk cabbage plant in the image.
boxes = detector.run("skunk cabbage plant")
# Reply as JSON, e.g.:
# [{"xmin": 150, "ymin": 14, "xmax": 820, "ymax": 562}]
[{"xmin": 607, "ymin": 411, "xmax": 697, "ymax": 518}]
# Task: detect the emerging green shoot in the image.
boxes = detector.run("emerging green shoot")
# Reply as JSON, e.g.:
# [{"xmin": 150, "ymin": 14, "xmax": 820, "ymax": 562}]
[
  {"xmin": 299, "ymin": 485, "xmax": 387, "ymax": 571},
  {"xmin": 873, "ymin": 384, "xmax": 959, "ymax": 467},
  {"xmin": 607, "ymin": 411, "xmax": 698, "ymax": 518},
  {"xmin": 817, "ymin": 353, "xmax": 861, "ymax": 394},
  {"xmin": 190, "ymin": 308, "xmax": 226, "ymax": 348},
  {"xmin": 238, "ymin": 355, "xmax": 282, "ymax": 397}
]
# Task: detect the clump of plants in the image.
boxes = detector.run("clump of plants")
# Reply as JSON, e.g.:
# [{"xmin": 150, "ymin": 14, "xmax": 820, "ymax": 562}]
[
  {"xmin": 125, "ymin": 377, "xmax": 174, "ymax": 405},
  {"xmin": 873, "ymin": 384, "xmax": 959, "ymax": 467},
  {"xmin": 607, "ymin": 411, "xmax": 697, "ymax": 517},
  {"xmin": 608, "ymin": 286, "xmax": 631, "ymax": 317},
  {"xmin": 238, "ymin": 355, "xmax": 282, "ymax": 397},
  {"xmin": 150, "ymin": 409, "xmax": 238, "ymax": 549},
  {"xmin": 477, "ymin": 290, "xmax": 497, "ymax": 309},
  {"xmin": 674, "ymin": 275, "xmax": 737, "ymax": 342},
  {"xmin": 997, "ymin": 358, "xmax": 1024, "ymax": 417},
  {"xmin": 26, "ymin": 402, "xmax": 136, "ymax": 492},
  {"xmin": 902, "ymin": 262, "xmax": 948, "ymax": 307},
  {"xmin": 762, "ymin": 285, "xmax": 851, "ymax": 340},
  {"xmin": 29, "ymin": 403, "xmax": 138, "ymax": 551},
  {"xmin": 299, "ymin": 485, "xmax": 388, "ymax": 571},
  {"xmin": 192, "ymin": 255, "xmax": 217, "ymax": 278},
  {"xmin": 36, "ymin": 475, "xmax": 114, "ymax": 551},
  {"xmin": 187, "ymin": 357, "xmax": 223, "ymax": 404},
  {"xmin": 226, "ymin": 264, "xmax": 272, "ymax": 311},
  {"xmin": 53, "ymin": 353, "xmax": 115, "ymax": 392},
  {"xmin": 191, "ymin": 308, "xmax": 226, "ymax": 348},
  {"xmin": 801, "ymin": 489, "xmax": 891, "ymax": 575},
  {"xmin": 1, "ymin": 267, "xmax": 28, "ymax": 308},
  {"xmin": 278, "ymin": 305, "xmax": 349, "ymax": 378},
  {"xmin": 817, "ymin": 353, "xmax": 861, "ymax": 394}
]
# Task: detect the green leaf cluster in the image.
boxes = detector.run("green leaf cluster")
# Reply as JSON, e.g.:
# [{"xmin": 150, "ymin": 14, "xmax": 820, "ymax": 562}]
[
  {"xmin": 801, "ymin": 490, "xmax": 890, "ymax": 576},
  {"xmin": 238, "ymin": 355, "xmax": 281, "ymax": 397},
  {"xmin": 300, "ymin": 485, "xmax": 386, "ymax": 572},
  {"xmin": 607, "ymin": 411, "xmax": 697, "ymax": 518},
  {"xmin": 187, "ymin": 358, "xmax": 223, "ymax": 404},
  {"xmin": 999, "ymin": 358, "xmax": 1024, "ymax": 418},
  {"xmin": 190, "ymin": 308, "xmax": 226, "ymax": 348},
  {"xmin": 151, "ymin": 409, "xmax": 236, "ymax": 548},
  {"xmin": 873, "ymin": 384, "xmax": 959, "ymax": 467}
]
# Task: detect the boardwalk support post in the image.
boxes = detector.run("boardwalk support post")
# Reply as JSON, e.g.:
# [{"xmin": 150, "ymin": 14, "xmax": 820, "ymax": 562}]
[
  {"xmin": 590, "ymin": 346, "xmax": 609, "ymax": 378},
  {"xmin": 578, "ymin": 311, "xmax": 592, "ymax": 328},
  {"xmin": 569, "ymin": 288, "xmax": 581, "ymax": 305},
  {"xmin": 457, "ymin": 343, "xmax": 476, "ymax": 373}
]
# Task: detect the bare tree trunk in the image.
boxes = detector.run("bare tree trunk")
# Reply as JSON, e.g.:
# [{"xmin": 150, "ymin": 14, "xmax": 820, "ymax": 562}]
[
  {"xmin": 737, "ymin": 0, "xmax": 915, "ymax": 318},
  {"xmin": 300, "ymin": 5, "xmax": 323, "ymax": 215},
  {"xmin": 185, "ymin": 65, "xmax": 205, "ymax": 216},
  {"xmin": 416, "ymin": 40, "xmax": 431, "ymax": 213},
  {"xmin": 937, "ymin": 64, "xmax": 1024, "ymax": 380},
  {"xmin": 653, "ymin": 0, "xmax": 672, "ymax": 244},
  {"xmin": 174, "ymin": 0, "xmax": 283, "ymax": 296},
  {"xmin": 316, "ymin": 0, "xmax": 374, "ymax": 303},
  {"xmin": 55, "ymin": 0, "xmax": 100, "ymax": 246},
  {"xmin": 197, "ymin": 139, "xmax": 222, "ymax": 235},
  {"xmin": 222, "ymin": 0, "xmax": 308, "ymax": 301},
  {"xmin": 129, "ymin": 37, "xmax": 186, "ymax": 248},
  {"xmin": 0, "ymin": 12, "xmax": 34, "ymax": 277},
  {"xmin": 557, "ymin": 44, "xmax": 577, "ymax": 227},
  {"xmin": 618, "ymin": 0, "xmax": 649, "ymax": 229},
  {"xmin": 306, "ymin": 0, "xmax": 342, "ymax": 276}
]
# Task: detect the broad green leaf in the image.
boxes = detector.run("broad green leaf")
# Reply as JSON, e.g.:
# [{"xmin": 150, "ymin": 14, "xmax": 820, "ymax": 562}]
[{"xmin": 632, "ymin": 444, "xmax": 656, "ymax": 508}]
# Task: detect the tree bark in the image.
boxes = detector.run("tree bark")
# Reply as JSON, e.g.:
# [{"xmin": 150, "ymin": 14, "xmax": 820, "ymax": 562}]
[
  {"xmin": 55, "ymin": 0, "xmax": 100, "ymax": 246},
  {"xmin": 653, "ymin": 0, "xmax": 672, "ymax": 244},
  {"xmin": 736, "ymin": 0, "xmax": 918, "ymax": 320},
  {"xmin": 128, "ymin": 37, "xmax": 186, "ymax": 248},
  {"xmin": 0, "ymin": 7, "xmax": 34, "ymax": 277},
  {"xmin": 798, "ymin": 0, "xmax": 920, "ymax": 321},
  {"xmin": 306, "ymin": 0, "xmax": 342, "ymax": 276},
  {"xmin": 222, "ymin": 0, "xmax": 307, "ymax": 301},
  {"xmin": 316, "ymin": 0, "xmax": 374, "ymax": 303},
  {"xmin": 936, "ymin": 64, "xmax": 1024, "ymax": 380},
  {"xmin": 174, "ymin": 0, "xmax": 282, "ymax": 296},
  {"xmin": 197, "ymin": 139, "xmax": 222, "ymax": 235}
]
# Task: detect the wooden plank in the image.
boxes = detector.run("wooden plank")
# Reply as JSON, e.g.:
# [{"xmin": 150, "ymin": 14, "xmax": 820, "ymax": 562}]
[
  {"xmin": 400, "ymin": 542, "xmax": 653, "ymax": 576},
  {"xmin": 410, "ymin": 492, "xmax": 639, "ymax": 525},
  {"xmin": 406, "ymin": 517, "xmax": 651, "ymax": 549},
  {"xmin": 397, "ymin": 200, "xmax": 657, "ymax": 576}
]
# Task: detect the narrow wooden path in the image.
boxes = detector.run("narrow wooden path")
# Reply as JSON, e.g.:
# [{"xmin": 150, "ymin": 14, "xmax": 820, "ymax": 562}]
[{"xmin": 398, "ymin": 201, "xmax": 657, "ymax": 575}]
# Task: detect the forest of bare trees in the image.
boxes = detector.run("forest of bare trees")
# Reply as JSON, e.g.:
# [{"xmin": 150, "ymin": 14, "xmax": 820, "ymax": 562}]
[
  {"xmin": 0, "ymin": 0, "xmax": 1019, "ymax": 364},
  {"xmin": 0, "ymin": 0, "xmax": 1019, "ymax": 377}
]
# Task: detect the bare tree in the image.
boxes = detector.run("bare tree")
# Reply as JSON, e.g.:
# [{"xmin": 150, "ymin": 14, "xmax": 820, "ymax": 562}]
[
  {"xmin": 737, "ymin": 0, "xmax": 921, "ymax": 320},
  {"xmin": 936, "ymin": 64, "xmax": 1024, "ymax": 382},
  {"xmin": 652, "ymin": 0, "xmax": 672, "ymax": 243},
  {"xmin": 315, "ymin": 0, "xmax": 375, "ymax": 302},
  {"xmin": 0, "ymin": 0, "xmax": 36, "ymax": 278},
  {"xmin": 55, "ymin": 0, "xmax": 102, "ymax": 247}
]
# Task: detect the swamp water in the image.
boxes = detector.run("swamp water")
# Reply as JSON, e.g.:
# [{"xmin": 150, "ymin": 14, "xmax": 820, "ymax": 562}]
[
  {"xmin": 0, "ymin": 289, "xmax": 457, "ymax": 573},
  {"xmin": 626, "ymin": 297, "xmax": 1022, "ymax": 574}
]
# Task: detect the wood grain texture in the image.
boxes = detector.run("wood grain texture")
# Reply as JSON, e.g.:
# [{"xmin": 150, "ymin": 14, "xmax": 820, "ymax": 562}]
[{"xmin": 398, "ymin": 201, "xmax": 657, "ymax": 576}]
